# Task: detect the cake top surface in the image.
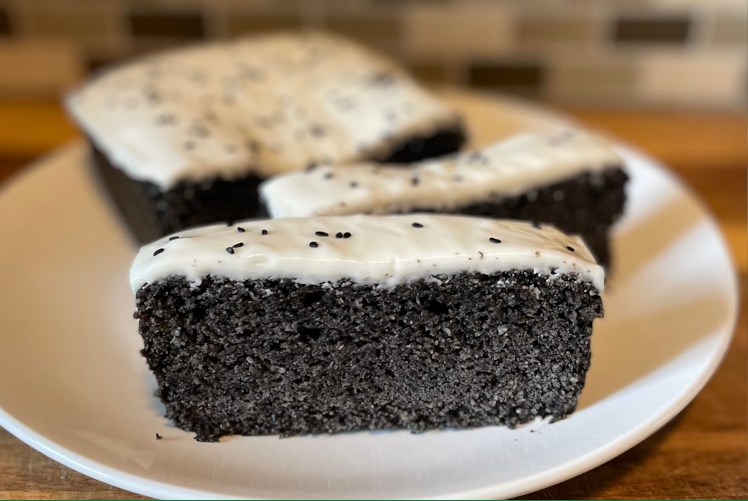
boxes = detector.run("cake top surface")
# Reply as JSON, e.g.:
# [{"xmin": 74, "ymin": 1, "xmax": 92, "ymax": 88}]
[
  {"xmin": 130, "ymin": 215, "xmax": 604, "ymax": 292},
  {"xmin": 66, "ymin": 33, "xmax": 459, "ymax": 190},
  {"xmin": 260, "ymin": 130, "xmax": 622, "ymax": 218}
]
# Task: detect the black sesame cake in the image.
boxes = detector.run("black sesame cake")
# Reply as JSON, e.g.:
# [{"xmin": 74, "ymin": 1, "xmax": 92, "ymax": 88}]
[
  {"xmin": 260, "ymin": 130, "xmax": 627, "ymax": 267},
  {"xmin": 131, "ymin": 214, "xmax": 604, "ymax": 442},
  {"xmin": 65, "ymin": 33, "xmax": 467, "ymax": 243}
]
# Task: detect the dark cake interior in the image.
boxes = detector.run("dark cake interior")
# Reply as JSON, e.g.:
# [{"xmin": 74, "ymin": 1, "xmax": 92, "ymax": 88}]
[{"xmin": 135, "ymin": 271, "xmax": 603, "ymax": 442}]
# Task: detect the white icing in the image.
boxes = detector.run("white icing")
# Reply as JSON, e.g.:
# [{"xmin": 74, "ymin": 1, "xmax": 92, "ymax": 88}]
[
  {"xmin": 260, "ymin": 130, "xmax": 621, "ymax": 218},
  {"xmin": 130, "ymin": 215, "xmax": 604, "ymax": 293},
  {"xmin": 65, "ymin": 33, "xmax": 459, "ymax": 190}
]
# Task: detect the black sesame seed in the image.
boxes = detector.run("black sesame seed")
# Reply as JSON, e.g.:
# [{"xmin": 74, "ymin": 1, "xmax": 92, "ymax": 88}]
[
  {"xmin": 261, "ymin": 229, "xmax": 268, "ymax": 235},
  {"xmin": 324, "ymin": 172, "xmax": 334, "ymax": 179},
  {"xmin": 335, "ymin": 97, "xmax": 355, "ymax": 112},
  {"xmin": 155, "ymin": 113, "xmax": 176, "ymax": 125},
  {"xmin": 189, "ymin": 124, "xmax": 209, "ymax": 138},
  {"xmin": 309, "ymin": 124, "xmax": 326, "ymax": 138},
  {"xmin": 255, "ymin": 116, "xmax": 272, "ymax": 128},
  {"xmin": 155, "ymin": 433, "xmax": 162, "ymax": 440},
  {"xmin": 335, "ymin": 232, "xmax": 343, "ymax": 238},
  {"xmin": 467, "ymin": 152, "xmax": 484, "ymax": 163},
  {"xmin": 233, "ymin": 242, "xmax": 244, "ymax": 248},
  {"xmin": 145, "ymin": 90, "xmax": 161, "ymax": 105},
  {"xmin": 533, "ymin": 221, "xmax": 542, "ymax": 229},
  {"xmin": 343, "ymin": 232, "xmax": 352, "ymax": 238},
  {"xmin": 237, "ymin": 227, "xmax": 245, "ymax": 232},
  {"xmin": 411, "ymin": 177, "xmax": 420, "ymax": 186},
  {"xmin": 315, "ymin": 231, "xmax": 329, "ymax": 237},
  {"xmin": 309, "ymin": 241, "xmax": 318, "ymax": 248},
  {"xmin": 226, "ymin": 247, "xmax": 235, "ymax": 254},
  {"xmin": 239, "ymin": 66, "xmax": 263, "ymax": 81},
  {"xmin": 368, "ymin": 71, "xmax": 396, "ymax": 87},
  {"xmin": 153, "ymin": 248, "xmax": 165, "ymax": 256},
  {"xmin": 412, "ymin": 222, "xmax": 423, "ymax": 228},
  {"xmin": 489, "ymin": 237, "xmax": 502, "ymax": 244},
  {"xmin": 306, "ymin": 162, "xmax": 318, "ymax": 172},
  {"xmin": 350, "ymin": 181, "xmax": 358, "ymax": 188},
  {"xmin": 567, "ymin": 246, "xmax": 575, "ymax": 252},
  {"xmin": 168, "ymin": 236, "xmax": 180, "ymax": 241}
]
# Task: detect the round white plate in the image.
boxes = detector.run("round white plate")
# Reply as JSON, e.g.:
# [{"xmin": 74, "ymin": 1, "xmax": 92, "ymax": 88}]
[{"xmin": 0, "ymin": 91, "xmax": 738, "ymax": 500}]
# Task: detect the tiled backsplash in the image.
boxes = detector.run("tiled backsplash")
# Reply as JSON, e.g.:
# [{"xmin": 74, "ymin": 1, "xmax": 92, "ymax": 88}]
[{"xmin": 0, "ymin": 0, "xmax": 745, "ymax": 110}]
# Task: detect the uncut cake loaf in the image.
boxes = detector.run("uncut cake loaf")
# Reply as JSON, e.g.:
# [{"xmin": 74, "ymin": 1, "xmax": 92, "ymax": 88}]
[
  {"xmin": 131, "ymin": 215, "xmax": 604, "ymax": 441},
  {"xmin": 66, "ymin": 33, "xmax": 466, "ymax": 243},
  {"xmin": 260, "ymin": 130, "xmax": 627, "ymax": 266}
]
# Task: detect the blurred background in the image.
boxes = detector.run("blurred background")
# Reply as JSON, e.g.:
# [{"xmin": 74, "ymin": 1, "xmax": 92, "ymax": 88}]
[{"xmin": 0, "ymin": 0, "xmax": 744, "ymax": 108}]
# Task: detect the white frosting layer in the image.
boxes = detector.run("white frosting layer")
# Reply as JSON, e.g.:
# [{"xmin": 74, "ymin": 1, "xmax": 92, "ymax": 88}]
[
  {"xmin": 66, "ymin": 33, "xmax": 459, "ymax": 190},
  {"xmin": 130, "ymin": 215, "xmax": 604, "ymax": 293},
  {"xmin": 260, "ymin": 130, "xmax": 621, "ymax": 219}
]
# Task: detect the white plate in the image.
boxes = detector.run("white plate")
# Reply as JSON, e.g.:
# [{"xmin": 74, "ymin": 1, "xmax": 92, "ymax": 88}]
[{"xmin": 0, "ymin": 91, "xmax": 738, "ymax": 500}]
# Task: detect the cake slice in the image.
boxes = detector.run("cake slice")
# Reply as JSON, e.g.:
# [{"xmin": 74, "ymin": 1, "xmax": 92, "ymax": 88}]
[
  {"xmin": 260, "ymin": 130, "xmax": 627, "ymax": 266},
  {"xmin": 131, "ymin": 215, "xmax": 604, "ymax": 441},
  {"xmin": 66, "ymin": 33, "xmax": 466, "ymax": 243}
]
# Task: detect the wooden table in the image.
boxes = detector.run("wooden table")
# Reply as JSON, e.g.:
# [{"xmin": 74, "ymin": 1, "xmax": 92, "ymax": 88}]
[{"xmin": 0, "ymin": 103, "xmax": 745, "ymax": 500}]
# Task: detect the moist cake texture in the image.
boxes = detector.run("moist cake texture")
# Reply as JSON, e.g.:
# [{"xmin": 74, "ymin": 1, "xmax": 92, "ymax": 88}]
[
  {"xmin": 132, "ymin": 215, "xmax": 604, "ymax": 441},
  {"xmin": 67, "ymin": 33, "xmax": 466, "ymax": 241},
  {"xmin": 260, "ymin": 130, "xmax": 628, "ymax": 266}
]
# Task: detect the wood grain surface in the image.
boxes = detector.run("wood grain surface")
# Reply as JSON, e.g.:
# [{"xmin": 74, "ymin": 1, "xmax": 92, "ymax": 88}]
[{"xmin": 0, "ymin": 103, "xmax": 745, "ymax": 500}]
